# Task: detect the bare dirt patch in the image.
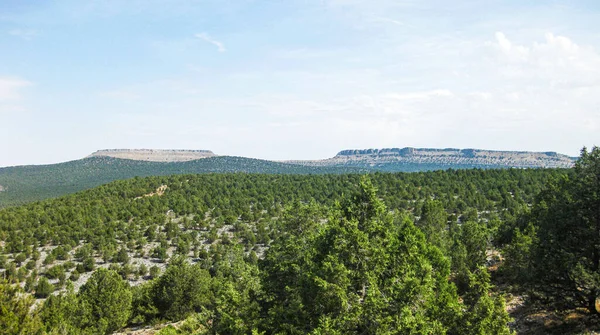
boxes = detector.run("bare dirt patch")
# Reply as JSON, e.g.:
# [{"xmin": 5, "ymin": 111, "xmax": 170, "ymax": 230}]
[{"xmin": 135, "ymin": 185, "xmax": 168, "ymax": 200}]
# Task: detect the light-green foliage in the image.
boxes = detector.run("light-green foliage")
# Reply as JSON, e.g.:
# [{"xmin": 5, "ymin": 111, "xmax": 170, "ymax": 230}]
[
  {"xmin": 418, "ymin": 199, "xmax": 449, "ymax": 250},
  {"xmin": 460, "ymin": 268, "xmax": 513, "ymax": 335},
  {"xmin": 40, "ymin": 283, "xmax": 85, "ymax": 334},
  {"xmin": 0, "ymin": 280, "xmax": 43, "ymax": 335},
  {"xmin": 0, "ymin": 166, "xmax": 564, "ymax": 333},
  {"xmin": 156, "ymin": 325, "xmax": 179, "ymax": 335},
  {"xmin": 211, "ymin": 245, "xmax": 262, "ymax": 334}
]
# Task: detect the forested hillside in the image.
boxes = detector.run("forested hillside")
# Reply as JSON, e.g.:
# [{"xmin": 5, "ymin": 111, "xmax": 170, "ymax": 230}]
[
  {"xmin": 0, "ymin": 156, "xmax": 363, "ymax": 208},
  {"xmin": 0, "ymin": 147, "xmax": 575, "ymax": 209},
  {"xmin": 0, "ymin": 148, "xmax": 598, "ymax": 334}
]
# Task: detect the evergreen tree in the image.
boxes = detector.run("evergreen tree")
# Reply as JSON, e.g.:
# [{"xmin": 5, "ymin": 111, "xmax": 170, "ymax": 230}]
[
  {"xmin": 40, "ymin": 283, "xmax": 85, "ymax": 334},
  {"xmin": 152, "ymin": 256, "xmax": 212, "ymax": 321},
  {"xmin": 35, "ymin": 277, "xmax": 53, "ymax": 299},
  {"xmin": 459, "ymin": 268, "xmax": 513, "ymax": 335},
  {"xmin": 517, "ymin": 147, "xmax": 600, "ymax": 313},
  {"xmin": 79, "ymin": 268, "xmax": 132, "ymax": 334},
  {"xmin": 0, "ymin": 279, "xmax": 43, "ymax": 335},
  {"xmin": 418, "ymin": 199, "xmax": 449, "ymax": 250},
  {"xmin": 211, "ymin": 245, "xmax": 262, "ymax": 334},
  {"xmin": 262, "ymin": 177, "xmax": 511, "ymax": 334}
]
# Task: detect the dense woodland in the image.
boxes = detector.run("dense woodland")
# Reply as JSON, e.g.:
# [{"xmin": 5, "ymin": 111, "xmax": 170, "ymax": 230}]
[
  {"xmin": 0, "ymin": 156, "xmax": 366, "ymax": 208},
  {"xmin": 0, "ymin": 147, "xmax": 598, "ymax": 334},
  {"xmin": 0, "ymin": 151, "xmax": 556, "ymax": 208}
]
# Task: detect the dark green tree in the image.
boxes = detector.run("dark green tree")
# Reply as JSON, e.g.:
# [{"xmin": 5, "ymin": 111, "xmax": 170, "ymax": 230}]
[
  {"xmin": 130, "ymin": 281, "xmax": 159, "ymax": 325},
  {"xmin": 79, "ymin": 268, "xmax": 132, "ymax": 334},
  {"xmin": 40, "ymin": 283, "xmax": 85, "ymax": 334},
  {"xmin": 261, "ymin": 177, "xmax": 508, "ymax": 334},
  {"xmin": 115, "ymin": 247, "xmax": 130, "ymax": 264},
  {"xmin": 149, "ymin": 265, "xmax": 161, "ymax": 279},
  {"xmin": 211, "ymin": 245, "xmax": 262, "ymax": 334},
  {"xmin": 459, "ymin": 268, "xmax": 512, "ymax": 335},
  {"xmin": 35, "ymin": 277, "xmax": 54, "ymax": 299},
  {"xmin": 418, "ymin": 199, "xmax": 449, "ymax": 250},
  {"xmin": 516, "ymin": 147, "xmax": 600, "ymax": 313},
  {"xmin": 152, "ymin": 256, "xmax": 212, "ymax": 321}
]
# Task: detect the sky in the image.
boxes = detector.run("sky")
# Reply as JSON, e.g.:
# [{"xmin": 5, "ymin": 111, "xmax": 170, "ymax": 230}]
[{"xmin": 1, "ymin": 0, "xmax": 599, "ymax": 166}]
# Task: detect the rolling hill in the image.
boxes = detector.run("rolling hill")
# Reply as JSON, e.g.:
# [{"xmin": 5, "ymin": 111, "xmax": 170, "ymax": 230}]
[
  {"xmin": 0, "ymin": 147, "xmax": 576, "ymax": 208},
  {"xmin": 0, "ymin": 155, "xmax": 363, "ymax": 208}
]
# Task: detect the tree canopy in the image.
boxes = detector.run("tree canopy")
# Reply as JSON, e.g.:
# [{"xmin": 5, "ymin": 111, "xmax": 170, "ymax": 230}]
[
  {"xmin": 506, "ymin": 146, "xmax": 600, "ymax": 314},
  {"xmin": 0, "ymin": 158, "xmax": 593, "ymax": 333}
]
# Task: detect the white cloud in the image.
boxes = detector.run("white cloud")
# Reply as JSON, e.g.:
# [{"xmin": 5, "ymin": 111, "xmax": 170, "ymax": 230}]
[
  {"xmin": 195, "ymin": 32, "xmax": 226, "ymax": 52},
  {"xmin": 0, "ymin": 77, "xmax": 31, "ymax": 101},
  {"xmin": 8, "ymin": 29, "xmax": 39, "ymax": 40},
  {"xmin": 487, "ymin": 32, "xmax": 600, "ymax": 87},
  {"xmin": 490, "ymin": 32, "xmax": 530, "ymax": 63},
  {"xmin": 0, "ymin": 77, "xmax": 31, "ymax": 117},
  {"xmin": 385, "ymin": 89, "xmax": 454, "ymax": 101},
  {"xmin": 467, "ymin": 92, "xmax": 492, "ymax": 100},
  {"xmin": 94, "ymin": 29, "xmax": 600, "ymax": 157},
  {"xmin": 235, "ymin": 30, "xmax": 600, "ymax": 156},
  {"xmin": 371, "ymin": 16, "xmax": 413, "ymax": 27},
  {"xmin": 59, "ymin": 30, "xmax": 600, "ymax": 162}
]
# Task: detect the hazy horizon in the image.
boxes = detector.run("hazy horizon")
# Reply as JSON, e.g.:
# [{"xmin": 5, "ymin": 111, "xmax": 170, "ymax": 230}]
[
  {"xmin": 0, "ymin": 145, "xmax": 583, "ymax": 169},
  {"xmin": 1, "ymin": 0, "xmax": 599, "ymax": 166}
]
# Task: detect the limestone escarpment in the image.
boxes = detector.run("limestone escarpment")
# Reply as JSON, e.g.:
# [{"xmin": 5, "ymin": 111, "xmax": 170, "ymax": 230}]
[
  {"xmin": 88, "ymin": 149, "xmax": 217, "ymax": 162},
  {"xmin": 290, "ymin": 147, "xmax": 576, "ymax": 169}
]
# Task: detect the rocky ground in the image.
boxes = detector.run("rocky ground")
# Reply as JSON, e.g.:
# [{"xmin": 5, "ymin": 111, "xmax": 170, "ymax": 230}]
[{"xmin": 505, "ymin": 294, "xmax": 600, "ymax": 335}]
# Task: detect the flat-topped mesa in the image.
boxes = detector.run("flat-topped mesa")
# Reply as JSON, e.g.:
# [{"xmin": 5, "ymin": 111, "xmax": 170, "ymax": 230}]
[
  {"xmin": 88, "ymin": 149, "xmax": 217, "ymax": 162},
  {"xmin": 333, "ymin": 147, "xmax": 576, "ymax": 168}
]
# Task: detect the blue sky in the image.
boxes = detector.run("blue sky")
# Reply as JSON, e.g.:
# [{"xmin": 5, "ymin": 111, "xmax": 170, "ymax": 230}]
[{"xmin": 1, "ymin": 0, "xmax": 599, "ymax": 166}]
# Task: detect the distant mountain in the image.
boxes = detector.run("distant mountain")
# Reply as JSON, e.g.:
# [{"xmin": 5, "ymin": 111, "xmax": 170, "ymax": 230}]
[
  {"xmin": 0, "ymin": 147, "xmax": 576, "ymax": 207},
  {"xmin": 288, "ymin": 147, "xmax": 576, "ymax": 172},
  {"xmin": 89, "ymin": 149, "xmax": 217, "ymax": 162}
]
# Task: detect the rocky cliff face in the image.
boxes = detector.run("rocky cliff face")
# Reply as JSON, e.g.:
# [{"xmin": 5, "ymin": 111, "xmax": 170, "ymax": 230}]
[
  {"xmin": 328, "ymin": 147, "xmax": 575, "ymax": 169},
  {"xmin": 88, "ymin": 149, "xmax": 217, "ymax": 162},
  {"xmin": 287, "ymin": 147, "xmax": 576, "ymax": 169},
  {"xmin": 87, "ymin": 147, "xmax": 575, "ymax": 169}
]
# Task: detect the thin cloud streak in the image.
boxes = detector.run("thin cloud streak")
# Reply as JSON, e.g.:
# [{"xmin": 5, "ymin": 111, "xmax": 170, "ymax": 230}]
[
  {"xmin": 195, "ymin": 32, "xmax": 226, "ymax": 52},
  {"xmin": 371, "ymin": 16, "xmax": 414, "ymax": 28}
]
